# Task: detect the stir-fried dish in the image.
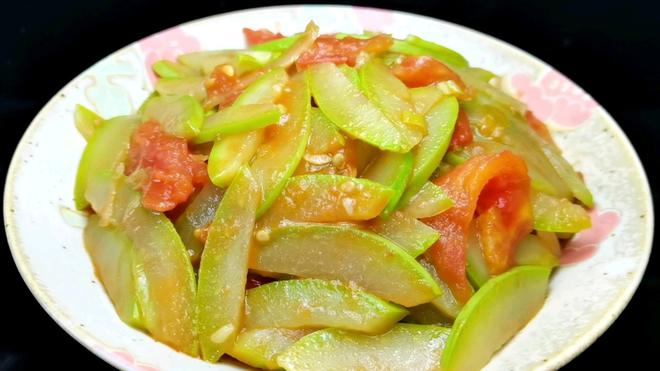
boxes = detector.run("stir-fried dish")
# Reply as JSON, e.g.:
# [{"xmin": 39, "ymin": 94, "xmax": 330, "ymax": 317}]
[{"xmin": 74, "ymin": 23, "xmax": 593, "ymax": 370}]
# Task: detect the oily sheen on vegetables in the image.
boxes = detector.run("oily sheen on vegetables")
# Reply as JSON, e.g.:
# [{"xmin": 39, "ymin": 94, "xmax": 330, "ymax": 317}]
[{"xmin": 74, "ymin": 22, "xmax": 593, "ymax": 370}]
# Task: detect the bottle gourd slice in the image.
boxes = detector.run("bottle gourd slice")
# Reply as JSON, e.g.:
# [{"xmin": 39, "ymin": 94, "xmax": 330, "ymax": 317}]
[
  {"xmin": 250, "ymin": 74, "xmax": 311, "ymax": 217},
  {"xmin": 308, "ymin": 63, "xmax": 415, "ymax": 153},
  {"xmin": 174, "ymin": 183, "xmax": 225, "ymax": 265},
  {"xmin": 362, "ymin": 151, "xmax": 414, "ymax": 217},
  {"xmin": 74, "ymin": 104, "xmax": 103, "ymax": 141},
  {"xmin": 250, "ymin": 224, "xmax": 441, "ymax": 307},
  {"xmin": 196, "ymin": 168, "xmax": 261, "ymax": 362},
  {"xmin": 371, "ymin": 211, "xmax": 439, "ymax": 257},
  {"xmin": 258, "ymin": 174, "xmax": 394, "ymax": 228},
  {"xmin": 229, "ymin": 328, "xmax": 314, "ymax": 370},
  {"xmin": 359, "ymin": 59, "xmax": 426, "ymax": 147},
  {"xmin": 441, "ymin": 266, "xmax": 551, "ymax": 371},
  {"xmin": 531, "ymin": 192, "xmax": 592, "ymax": 233},
  {"xmin": 84, "ymin": 215, "xmax": 143, "ymax": 328},
  {"xmin": 111, "ymin": 179, "xmax": 198, "ymax": 356},
  {"xmin": 140, "ymin": 95, "xmax": 204, "ymax": 139},
  {"xmin": 194, "ymin": 103, "xmax": 283, "ymax": 144},
  {"xmin": 245, "ymin": 279, "xmax": 408, "ymax": 334},
  {"xmin": 400, "ymin": 181, "xmax": 454, "ymax": 219},
  {"xmin": 400, "ymin": 95, "xmax": 459, "ymax": 205},
  {"xmin": 277, "ymin": 324, "xmax": 451, "ymax": 371},
  {"xmin": 74, "ymin": 115, "xmax": 140, "ymax": 216},
  {"xmin": 207, "ymin": 68, "xmax": 288, "ymax": 187}
]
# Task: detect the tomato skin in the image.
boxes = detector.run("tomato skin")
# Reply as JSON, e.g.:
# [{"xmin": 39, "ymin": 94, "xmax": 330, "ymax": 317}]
[
  {"xmin": 422, "ymin": 151, "xmax": 532, "ymax": 303},
  {"xmin": 296, "ymin": 34, "xmax": 393, "ymax": 69},
  {"xmin": 128, "ymin": 120, "xmax": 207, "ymax": 212},
  {"xmin": 243, "ymin": 28, "xmax": 284, "ymax": 46},
  {"xmin": 448, "ymin": 110, "xmax": 473, "ymax": 151},
  {"xmin": 391, "ymin": 56, "xmax": 464, "ymax": 89}
]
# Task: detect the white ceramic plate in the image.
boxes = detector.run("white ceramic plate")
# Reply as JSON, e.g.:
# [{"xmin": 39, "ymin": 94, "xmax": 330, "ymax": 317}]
[{"xmin": 4, "ymin": 5, "xmax": 653, "ymax": 371}]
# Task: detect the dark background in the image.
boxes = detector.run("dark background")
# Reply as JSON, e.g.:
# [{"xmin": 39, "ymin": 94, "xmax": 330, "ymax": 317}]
[{"xmin": 1, "ymin": 1, "xmax": 658, "ymax": 369}]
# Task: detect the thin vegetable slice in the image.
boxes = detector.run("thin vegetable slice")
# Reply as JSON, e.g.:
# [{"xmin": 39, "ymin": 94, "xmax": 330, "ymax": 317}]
[
  {"xmin": 74, "ymin": 115, "xmax": 140, "ymax": 215},
  {"xmin": 419, "ymin": 258, "xmax": 462, "ymax": 319},
  {"xmin": 174, "ymin": 183, "xmax": 225, "ymax": 265},
  {"xmin": 390, "ymin": 35, "xmax": 469, "ymax": 69},
  {"xmin": 459, "ymin": 70, "xmax": 526, "ymax": 115},
  {"xmin": 359, "ymin": 59, "xmax": 426, "ymax": 146},
  {"xmin": 140, "ymin": 95, "xmax": 204, "ymax": 139},
  {"xmin": 308, "ymin": 62, "xmax": 414, "ymax": 153},
  {"xmin": 229, "ymin": 328, "xmax": 313, "ymax": 370},
  {"xmin": 400, "ymin": 95, "xmax": 458, "ymax": 205},
  {"xmin": 362, "ymin": 151, "xmax": 413, "ymax": 217},
  {"xmin": 74, "ymin": 104, "xmax": 103, "ymax": 141},
  {"xmin": 84, "ymin": 215, "xmax": 143, "ymax": 328},
  {"xmin": 510, "ymin": 115, "xmax": 594, "ymax": 207},
  {"xmin": 250, "ymin": 74, "xmax": 311, "ymax": 217},
  {"xmin": 462, "ymin": 94, "xmax": 592, "ymax": 205},
  {"xmin": 250, "ymin": 34, "xmax": 302, "ymax": 52},
  {"xmin": 259, "ymin": 174, "xmax": 394, "ymax": 228},
  {"xmin": 264, "ymin": 22, "xmax": 319, "ymax": 70},
  {"xmin": 515, "ymin": 234, "xmax": 560, "ymax": 268},
  {"xmin": 277, "ymin": 324, "xmax": 451, "ymax": 371},
  {"xmin": 207, "ymin": 68, "xmax": 288, "ymax": 187},
  {"xmin": 540, "ymin": 137, "xmax": 595, "ymax": 207},
  {"xmin": 296, "ymin": 34, "xmax": 393, "ymax": 69},
  {"xmin": 155, "ymin": 76, "xmax": 207, "ymax": 102},
  {"xmin": 152, "ymin": 60, "xmax": 199, "ymax": 79},
  {"xmin": 194, "ymin": 103, "xmax": 282, "ymax": 144},
  {"xmin": 400, "ymin": 181, "xmax": 454, "ymax": 219},
  {"xmin": 111, "ymin": 179, "xmax": 198, "ymax": 356},
  {"xmin": 196, "ymin": 167, "xmax": 261, "ymax": 362},
  {"xmin": 204, "ymin": 22, "xmax": 319, "ymax": 109},
  {"xmin": 441, "ymin": 266, "xmax": 550, "ymax": 371},
  {"xmin": 306, "ymin": 107, "xmax": 345, "ymax": 154},
  {"xmin": 208, "ymin": 131, "xmax": 264, "ymax": 187},
  {"xmin": 234, "ymin": 67, "xmax": 289, "ymax": 106},
  {"xmin": 371, "ymin": 211, "xmax": 439, "ymax": 257},
  {"xmin": 245, "ymin": 279, "xmax": 408, "ymax": 333},
  {"xmin": 532, "ymin": 192, "xmax": 592, "ymax": 233},
  {"xmin": 466, "ymin": 225, "xmax": 491, "ymax": 288},
  {"xmin": 250, "ymin": 224, "xmax": 441, "ymax": 307},
  {"xmin": 410, "ymin": 83, "xmax": 463, "ymax": 112},
  {"xmin": 338, "ymin": 64, "xmax": 360, "ymax": 87},
  {"xmin": 178, "ymin": 50, "xmax": 273, "ymax": 75}
]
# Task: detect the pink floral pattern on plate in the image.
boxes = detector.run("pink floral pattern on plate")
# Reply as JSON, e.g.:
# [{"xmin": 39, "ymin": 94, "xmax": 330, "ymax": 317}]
[
  {"xmin": 99, "ymin": 347, "xmax": 160, "ymax": 371},
  {"xmin": 353, "ymin": 7, "xmax": 394, "ymax": 32},
  {"xmin": 137, "ymin": 27, "xmax": 201, "ymax": 83},
  {"xmin": 511, "ymin": 70, "xmax": 598, "ymax": 128},
  {"xmin": 561, "ymin": 207, "xmax": 621, "ymax": 265}
]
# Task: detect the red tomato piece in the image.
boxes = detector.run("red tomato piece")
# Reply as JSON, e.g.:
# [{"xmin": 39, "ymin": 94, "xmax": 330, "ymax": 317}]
[
  {"xmin": 422, "ymin": 151, "xmax": 532, "ymax": 303},
  {"xmin": 296, "ymin": 34, "xmax": 393, "ymax": 69},
  {"xmin": 391, "ymin": 56, "xmax": 465, "ymax": 89},
  {"xmin": 448, "ymin": 110, "xmax": 473, "ymax": 151},
  {"xmin": 204, "ymin": 64, "xmax": 243, "ymax": 109},
  {"xmin": 243, "ymin": 28, "xmax": 284, "ymax": 46},
  {"xmin": 127, "ymin": 120, "xmax": 208, "ymax": 212}
]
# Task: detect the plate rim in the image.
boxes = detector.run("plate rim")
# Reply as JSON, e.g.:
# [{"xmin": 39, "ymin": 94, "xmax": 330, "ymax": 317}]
[{"xmin": 3, "ymin": 4, "xmax": 655, "ymax": 370}]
